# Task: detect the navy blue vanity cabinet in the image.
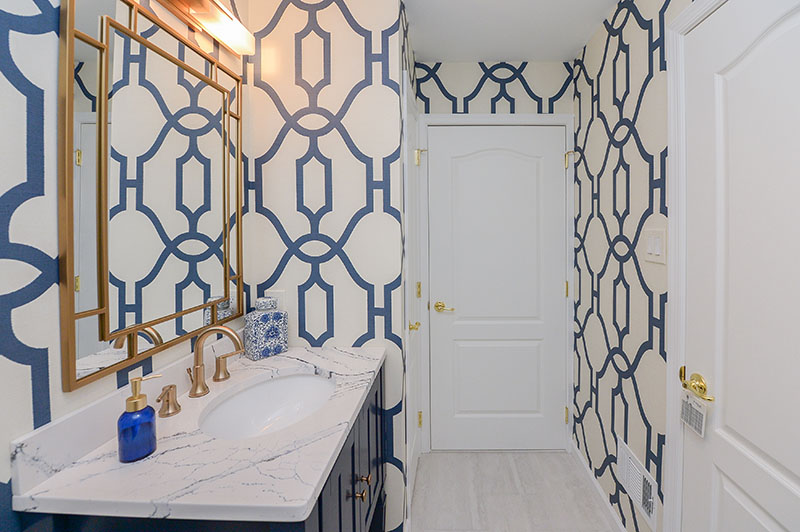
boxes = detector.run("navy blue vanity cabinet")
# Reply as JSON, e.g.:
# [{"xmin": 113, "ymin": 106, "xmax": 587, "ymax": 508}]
[
  {"xmin": 50, "ymin": 367, "xmax": 385, "ymax": 532},
  {"xmin": 356, "ymin": 364, "xmax": 384, "ymax": 532},
  {"xmin": 319, "ymin": 425, "xmax": 357, "ymax": 531},
  {"xmin": 320, "ymin": 365, "xmax": 385, "ymax": 532}
]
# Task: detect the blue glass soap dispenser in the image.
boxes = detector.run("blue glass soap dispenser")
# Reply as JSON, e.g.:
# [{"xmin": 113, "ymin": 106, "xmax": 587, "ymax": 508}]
[{"xmin": 118, "ymin": 374, "xmax": 161, "ymax": 463}]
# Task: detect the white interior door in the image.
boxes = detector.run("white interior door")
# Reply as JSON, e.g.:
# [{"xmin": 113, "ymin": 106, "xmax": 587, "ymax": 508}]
[
  {"xmin": 75, "ymin": 119, "xmax": 103, "ymax": 358},
  {"xmin": 681, "ymin": 1, "xmax": 800, "ymax": 529},
  {"xmin": 402, "ymin": 73, "xmax": 423, "ymax": 506},
  {"xmin": 428, "ymin": 125, "xmax": 567, "ymax": 450}
]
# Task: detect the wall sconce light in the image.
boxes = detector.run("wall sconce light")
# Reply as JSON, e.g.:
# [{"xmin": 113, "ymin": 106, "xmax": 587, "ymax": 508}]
[{"xmin": 159, "ymin": 0, "xmax": 255, "ymax": 56}]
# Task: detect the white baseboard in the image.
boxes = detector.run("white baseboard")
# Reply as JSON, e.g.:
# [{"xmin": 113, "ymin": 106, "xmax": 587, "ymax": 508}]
[{"xmin": 570, "ymin": 442, "xmax": 627, "ymax": 532}]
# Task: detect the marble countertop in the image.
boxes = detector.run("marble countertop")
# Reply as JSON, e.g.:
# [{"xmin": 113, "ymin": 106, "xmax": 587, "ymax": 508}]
[{"xmin": 12, "ymin": 346, "xmax": 386, "ymax": 522}]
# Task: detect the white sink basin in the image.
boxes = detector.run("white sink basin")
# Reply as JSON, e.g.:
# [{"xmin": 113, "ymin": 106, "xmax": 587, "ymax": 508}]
[{"xmin": 198, "ymin": 373, "xmax": 336, "ymax": 440}]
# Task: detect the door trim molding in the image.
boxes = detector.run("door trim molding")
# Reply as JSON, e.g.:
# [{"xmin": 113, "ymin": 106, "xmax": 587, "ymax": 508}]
[
  {"xmin": 665, "ymin": 1, "xmax": 728, "ymax": 530},
  {"xmin": 417, "ymin": 113, "xmax": 575, "ymax": 453}
]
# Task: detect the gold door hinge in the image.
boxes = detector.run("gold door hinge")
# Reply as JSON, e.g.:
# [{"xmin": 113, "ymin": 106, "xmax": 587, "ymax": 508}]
[
  {"xmin": 75, "ymin": 149, "xmax": 83, "ymax": 167},
  {"xmin": 565, "ymin": 281, "xmax": 569, "ymax": 298},
  {"xmin": 416, "ymin": 281, "xmax": 421, "ymax": 298},
  {"xmin": 418, "ymin": 411, "xmax": 423, "ymax": 428},
  {"xmin": 564, "ymin": 150, "xmax": 575, "ymax": 169},
  {"xmin": 414, "ymin": 148, "xmax": 428, "ymax": 166},
  {"xmin": 565, "ymin": 406, "xmax": 569, "ymax": 424},
  {"xmin": 74, "ymin": 275, "xmax": 80, "ymax": 292}
]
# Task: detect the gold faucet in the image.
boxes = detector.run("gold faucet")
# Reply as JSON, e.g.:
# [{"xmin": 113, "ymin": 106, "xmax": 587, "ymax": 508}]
[
  {"xmin": 113, "ymin": 326, "xmax": 164, "ymax": 349},
  {"xmin": 187, "ymin": 326, "xmax": 243, "ymax": 398}
]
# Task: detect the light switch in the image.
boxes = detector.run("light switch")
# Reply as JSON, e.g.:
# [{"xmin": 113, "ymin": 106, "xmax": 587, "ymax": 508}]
[{"xmin": 643, "ymin": 229, "xmax": 667, "ymax": 264}]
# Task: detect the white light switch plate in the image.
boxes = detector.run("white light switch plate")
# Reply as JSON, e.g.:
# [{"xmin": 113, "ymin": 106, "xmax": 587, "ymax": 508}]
[{"xmin": 642, "ymin": 229, "xmax": 667, "ymax": 264}]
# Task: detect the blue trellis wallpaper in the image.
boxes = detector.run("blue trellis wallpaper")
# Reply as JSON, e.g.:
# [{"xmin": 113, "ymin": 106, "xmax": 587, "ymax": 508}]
[
  {"xmin": 1, "ymin": 2, "xmax": 60, "ymax": 530},
  {"xmin": 0, "ymin": 1, "xmax": 242, "ymax": 530},
  {"xmin": 0, "ymin": 0, "xmax": 698, "ymax": 531},
  {"xmin": 72, "ymin": 3, "xmax": 234, "ymax": 343},
  {"xmin": 240, "ymin": 1, "xmax": 406, "ymax": 530},
  {"xmin": 573, "ymin": 1, "xmax": 690, "ymax": 531},
  {"xmin": 106, "ymin": 27, "xmax": 227, "ymax": 338},
  {"xmin": 415, "ymin": 61, "xmax": 574, "ymax": 114}
]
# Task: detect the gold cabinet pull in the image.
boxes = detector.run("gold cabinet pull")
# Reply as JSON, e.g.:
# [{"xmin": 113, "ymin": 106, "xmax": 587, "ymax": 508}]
[
  {"xmin": 359, "ymin": 473, "xmax": 372, "ymax": 486},
  {"xmin": 409, "ymin": 321, "xmax": 421, "ymax": 331},
  {"xmin": 433, "ymin": 301, "xmax": 455, "ymax": 313},
  {"xmin": 354, "ymin": 489, "xmax": 367, "ymax": 501},
  {"xmin": 679, "ymin": 366, "xmax": 715, "ymax": 402}
]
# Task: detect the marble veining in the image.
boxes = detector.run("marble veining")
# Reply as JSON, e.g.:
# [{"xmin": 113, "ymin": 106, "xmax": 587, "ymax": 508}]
[
  {"xmin": 11, "ymin": 346, "xmax": 386, "ymax": 522},
  {"xmin": 75, "ymin": 348, "xmax": 128, "ymax": 380}
]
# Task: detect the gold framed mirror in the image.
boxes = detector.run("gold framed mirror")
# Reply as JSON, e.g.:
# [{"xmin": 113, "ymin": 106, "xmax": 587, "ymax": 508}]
[{"xmin": 59, "ymin": 0, "xmax": 244, "ymax": 391}]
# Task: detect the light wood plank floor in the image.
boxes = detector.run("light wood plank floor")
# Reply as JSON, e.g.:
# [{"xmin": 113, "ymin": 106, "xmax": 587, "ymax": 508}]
[{"xmin": 408, "ymin": 452, "xmax": 617, "ymax": 532}]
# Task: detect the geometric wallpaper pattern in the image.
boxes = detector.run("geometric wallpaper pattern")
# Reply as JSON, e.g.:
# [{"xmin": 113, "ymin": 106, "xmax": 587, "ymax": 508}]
[
  {"xmin": 73, "ymin": 10, "xmax": 230, "ymax": 343},
  {"xmin": 0, "ymin": 1, "xmax": 694, "ymax": 532},
  {"xmin": 105, "ymin": 29, "xmax": 226, "ymax": 338},
  {"xmin": 240, "ymin": 1, "xmax": 405, "ymax": 530},
  {"xmin": 0, "ymin": 1, "xmax": 60, "ymax": 530},
  {"xmin": 573, "ymin": 1, "xmax": 688, "ymax": 531},
  {"xmin": 0, "ymin": 1, "xmax": 237, "ymax": 530},
  {"xmin": 415, "ymin": 60, "xmax": 574, "ymax": 115}
]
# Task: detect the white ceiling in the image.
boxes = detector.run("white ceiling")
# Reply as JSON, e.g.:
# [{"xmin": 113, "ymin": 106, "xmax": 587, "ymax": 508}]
[{"xmin": 404, "ymin": 0, "xmax": 619, "ymax": 62}]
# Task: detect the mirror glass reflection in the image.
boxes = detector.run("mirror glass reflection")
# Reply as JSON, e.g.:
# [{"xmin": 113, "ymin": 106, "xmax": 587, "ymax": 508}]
[
  {"xmin": 105, "ymin": 25, "xmax": 226, "ymax": 343},
  {"xmin": 70, "ymin": 1, "xmax": 233, "ymax": 382}
]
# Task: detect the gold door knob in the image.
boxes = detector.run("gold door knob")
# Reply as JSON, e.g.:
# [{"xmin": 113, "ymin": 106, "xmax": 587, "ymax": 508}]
[
  {"xmin": 409, "ymin": 321, "xmax": 421, "ymax": 331},
  {"xmin": 434, "ymin": 301, "xmax": 455, "ymax": 313},
  {"xmin": 360, "ymin": 473, "xmax": 372, "ymax": 485},
  {"xmin": 354, "ymin": 489, "xmax": 367, "ymax": 501},
  {"xmin": 679, "ymin": 366, "xmax": 715, "ymax": 402}
]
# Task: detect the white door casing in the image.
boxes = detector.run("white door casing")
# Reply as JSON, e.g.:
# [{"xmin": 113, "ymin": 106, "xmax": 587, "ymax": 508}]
[
  {"xmin": 75, "ymin": 117, "xmax": 104, "ymax": 358},
  {"xmin": 668, "ymin": 0, "xmax": 800, "ymax": 530},
  {"xmin": 428, "ymin": 124, "xmax": 568, "ymax": 450},
  {"xmin": 402, "ymin": 73, "xmax": 423, "ymax": 511}
]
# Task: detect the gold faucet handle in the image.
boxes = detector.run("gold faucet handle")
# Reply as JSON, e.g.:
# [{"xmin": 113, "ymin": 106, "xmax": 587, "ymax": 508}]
[
  {"xmin": 156, "ymin": 384, "xmax": 182, "ymax": 418},
  {"xmin": 213, "ymin": 349, "xmax": 244, "ymax": 382}
]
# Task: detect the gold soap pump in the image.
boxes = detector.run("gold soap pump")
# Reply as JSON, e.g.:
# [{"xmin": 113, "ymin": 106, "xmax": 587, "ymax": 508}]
[{"xmin": 125, "ymin": 374, "xmax": 162, "ymax": 412}]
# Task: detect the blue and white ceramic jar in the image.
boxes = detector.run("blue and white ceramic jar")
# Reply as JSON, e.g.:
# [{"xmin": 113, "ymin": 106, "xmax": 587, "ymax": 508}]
[
  {"xmin": 244, "ymin": 297, "xmax": 288, "ymax": 360},
  {"xmin": 203, "ymin": 295, "xmax": 235, "ymax": 326}
]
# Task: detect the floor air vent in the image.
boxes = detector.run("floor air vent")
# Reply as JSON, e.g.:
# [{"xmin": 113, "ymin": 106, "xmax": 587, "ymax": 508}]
[{"xmin": 617, "ymin": 439, "xmax": 658, "ymax": 530}]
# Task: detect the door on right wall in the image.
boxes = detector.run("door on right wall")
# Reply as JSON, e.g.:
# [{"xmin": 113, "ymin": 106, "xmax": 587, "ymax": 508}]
[{"xmin": 681, "ymin": 0, "xmax": 800, "ymax": 530}]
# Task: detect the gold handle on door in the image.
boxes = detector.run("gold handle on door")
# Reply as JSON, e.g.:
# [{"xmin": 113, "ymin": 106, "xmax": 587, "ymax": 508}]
[
  {"xmin": 360, "ymin": 473, "xmax": 372, "ymax": 485},
  {"xmin": 354, "ymin": 489, "xmax": 367, "ymax": 501},
  {"xmin": 679, "ymin": 366, "xmax": 715, "ymax": 402},
  {"xmin": 434, "ymin": 301, "xmax": 455, "ymax": 313},
  {"xmin": 409, "ymin": 321, "xmax": 421, "ymax": 331}
]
